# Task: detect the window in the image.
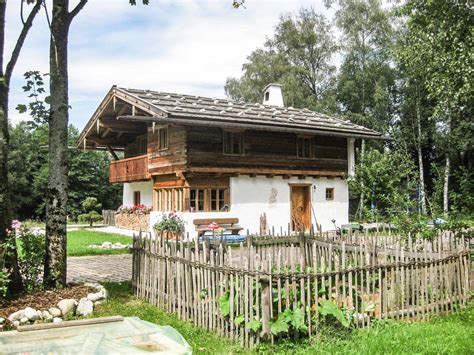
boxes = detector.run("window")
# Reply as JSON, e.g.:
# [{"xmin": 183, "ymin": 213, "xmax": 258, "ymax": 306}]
[
  {"xmin": 158, "ymin": 126, "xmax": 169, "ymax": 150},
  {"xmin": 297, "ymin": 137, "xmax": 314, "ymax": 159},
  {"xmin": 190, "ymin": 188, "xmax": 229, "ymax": 212},
  {"xmin": 210, "ymin": 189, "xmax": 226, "ymax": 211},
  {"xmin": 325, "ymin": 188, "xmax": 334, "ymax": 201},
  {"xmin": 190, "ymin": 189, "xmax": 205, "ymax": 211},
  {"xmin": 133, "ymin": 191, "xmax": 141, "ymax": 205},
  {"xmin": 223, "ymin": 130, "xmax": 244, "ymax": 155},
  {"xmin": 265, "ymin": 91, "xmax": 270, "ymax": 101},
  {"xmin": 138, "ymin": 136, "xmax": 147, "ymax": 155}
]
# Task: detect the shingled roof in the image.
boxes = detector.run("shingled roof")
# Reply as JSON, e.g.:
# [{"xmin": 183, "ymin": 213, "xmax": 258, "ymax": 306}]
[
  {"xmin": 78, "ymin": 85, "xmax": 384, "ymax": 149},
  {"xmin": 119, "ymin": 87, "xmax": 382, "ymax": 138}
]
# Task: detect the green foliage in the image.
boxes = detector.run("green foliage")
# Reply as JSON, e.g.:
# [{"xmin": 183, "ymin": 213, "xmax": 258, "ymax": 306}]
[
  {"xmin": 66, "ymin": 230, "xmax": 131, "ymax": 257},
  {"xmin": 319, "ymin": 300, "xmax": 350, "ymax": 328},
  {"xmin": 16, "ymin": 227, "xmax": 45, "ymax": 292},
  {"xmin": 247, "ymin": 318, "xmax": 262, "ymax": 332},
  {"xmin": 225, "ymin": 7, "xmax": 338, "ymax": 113},
  {"xmin": 218, "ymin": 291, "xmax": 231, "ymax": 317},
  {"xmin": 8, "ymin": 122, "xmax": 121, "ymax": 221},
  {"xmin": 153, "ymin": 212, "xmax": 186, "ymax": 234},
  {"xmin": 349, "ymin": 147, "xmax": 417, "ymax": 220},
  {"xmin": 78, "ymin": 197, "xmax": 103, "ymax": 226},
  {"xmin": 270, "ymin": 315, "xmax": 289, "ymax": 335}
]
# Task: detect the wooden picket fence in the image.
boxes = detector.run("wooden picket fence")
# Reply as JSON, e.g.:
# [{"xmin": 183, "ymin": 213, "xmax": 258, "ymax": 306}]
[{"xmin": 131, "ymin": 231, "xmax": 471, "ymax": 347}]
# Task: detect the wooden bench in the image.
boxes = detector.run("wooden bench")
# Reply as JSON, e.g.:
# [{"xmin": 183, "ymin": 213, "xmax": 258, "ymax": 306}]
[{"xmin": 193, "ymin": 218, "xmax": 243, "ymax": 238}]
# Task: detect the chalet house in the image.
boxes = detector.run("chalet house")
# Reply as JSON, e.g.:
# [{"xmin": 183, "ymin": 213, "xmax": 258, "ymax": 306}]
[{"xmin": 77, "ymin": 84, "xmax": 382, "ymax": 237}]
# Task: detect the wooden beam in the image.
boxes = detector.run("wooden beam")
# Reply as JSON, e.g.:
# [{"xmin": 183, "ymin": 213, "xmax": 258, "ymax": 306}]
[
  {"xmin": 106, "ymin": 145, "xmax": 119, "ymax": 161},
  {"xmin": 189, "ymin": 166, "xmax": 345, "ymax": 178}
]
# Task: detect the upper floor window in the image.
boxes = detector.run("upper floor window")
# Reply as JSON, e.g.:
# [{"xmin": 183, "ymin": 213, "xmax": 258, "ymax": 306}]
[
  {"xmin": 223, "ymin": 130, "xmax": 244, "ymax": 155},
  {"xmin": 137, "ymin": 135, "xmax": 147, "ymax": 155},
  {"xmin": 158, "ymin": 126, "xmax": 169, "ymax": 150},
  {"xmin": 297, "ymin": 136, "xmax": 314, "ymax": 159}
]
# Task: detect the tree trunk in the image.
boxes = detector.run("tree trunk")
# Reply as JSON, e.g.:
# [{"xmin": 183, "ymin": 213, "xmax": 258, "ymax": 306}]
[
  {"xmin": 0, "ymin": 0, "xmax": 42, "ymax": 294},
  {"xmin": 415, "ymin": 93, "xmax": 426, "ymax": 214},
  {"xmin": 44, "ymin": 0, "xmax": 71, "ymax": 288},
  {"xmin": 443, "ymin": 155, "xmax": 450, "ymax": 214}
]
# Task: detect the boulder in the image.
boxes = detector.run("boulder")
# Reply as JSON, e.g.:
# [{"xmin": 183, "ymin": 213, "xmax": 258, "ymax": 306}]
[
  {"xmin": 49, "ymin": 307, "xmax": 62, "ymax": 318},
  {"xmin": 37, "ymin": 310, "xmax": 43, "ymax": 319},
  {"xmin": 76, "ymin": 297, "xmax": 94, "ymax": 316},
  {"xmin": 57, "ymin": 299, "xmax": 77, "ymax": 316},
  {"xmin": 8, "ymin": 310, "xmax": 25, "ymax": 322},
  {"xmin": 24, "ymin": 307, "xmax": 40, "ymax": 321},
  {"xmin": 20, "ymin": 317, "xmax": 29, "ymax": 325},
  {"xmin": 0, "ymin": 317, "xmax": 5, "ymax": 324},
  {"xmin": 12, "ymin": 320, "xmax": 20, "ymax": 328},
  {"xmin": 53, "ymin": 317, "xmax": 62, "ymax": 323},
  {"xmin": 87, "ymin": 291, "xmax": 103, "ymax": 302}
]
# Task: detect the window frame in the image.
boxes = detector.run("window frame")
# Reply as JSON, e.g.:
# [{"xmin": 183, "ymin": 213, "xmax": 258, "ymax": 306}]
[
  {"xmin": 154, "ymin": 188, "xmax": 184, "ymax": 212},
  {"xmin": 189, "ymin": 187, "xmax": 230, "ymax": 212},
  {"xmin": 296, "ymin": 136, "xmax": 315, "ymax": 159},
  {"xmin": 325, "ymin": 188, "xmax": 334, "ymax": 201},
  {"xmin": 157, "ymin": 126, "xmax": 169, "ymax": 151},
  {"xmin": 223, "ymin": 130, "xmax": 244, "ymax": 156}
]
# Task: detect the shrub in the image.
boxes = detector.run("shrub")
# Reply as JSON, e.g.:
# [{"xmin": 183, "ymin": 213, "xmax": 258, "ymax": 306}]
[{"xmin": 79, "ymin": 197, "xmax": 103, "ymax": 226}]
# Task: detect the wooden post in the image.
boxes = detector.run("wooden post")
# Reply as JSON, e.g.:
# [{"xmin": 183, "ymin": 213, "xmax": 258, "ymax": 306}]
[{"xmin": 260, "ymin": 276, "xmax": 271, "ymax": 339}]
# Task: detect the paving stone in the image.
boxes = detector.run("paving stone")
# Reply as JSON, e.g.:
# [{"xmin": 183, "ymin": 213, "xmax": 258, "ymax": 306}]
[{"xmin": 67, "ymin": 254, "xmax": 132, "ymax": 284}]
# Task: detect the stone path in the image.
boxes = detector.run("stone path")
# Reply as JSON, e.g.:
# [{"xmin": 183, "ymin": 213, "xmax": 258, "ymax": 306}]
[{"xmin": 67, "ymin": 254, "xmax": 132, "ymax": 284}]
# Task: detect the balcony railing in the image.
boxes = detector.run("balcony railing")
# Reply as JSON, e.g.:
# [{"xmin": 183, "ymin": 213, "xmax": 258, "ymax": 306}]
[{"xmin": 109, "ymin": 154, "xmax": 149, "ymax": 183}]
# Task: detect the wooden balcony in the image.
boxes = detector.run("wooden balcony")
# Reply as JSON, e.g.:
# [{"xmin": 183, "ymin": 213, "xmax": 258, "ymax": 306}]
[{"xmin": 109, "ymin": 155, "xmax": 149, "ymax": 183}]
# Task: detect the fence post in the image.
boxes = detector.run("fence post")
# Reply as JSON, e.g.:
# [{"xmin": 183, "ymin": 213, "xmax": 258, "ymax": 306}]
[
  {"xmin": 259, "ymin": 276, "xmax": 271, "ymax": 339},
  {"xmin": 299, "ymin": 231, "xmax": 307, "ymax": 269}
]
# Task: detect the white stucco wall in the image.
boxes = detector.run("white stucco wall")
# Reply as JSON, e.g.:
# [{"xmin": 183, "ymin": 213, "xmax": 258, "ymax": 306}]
[
  {"xmin": 149, "ymin": 175, "xmax": 348, "ymax": 239},
  {"xmin": 122, "ymin": 181, "xmax": 154, "ymax": 206}
]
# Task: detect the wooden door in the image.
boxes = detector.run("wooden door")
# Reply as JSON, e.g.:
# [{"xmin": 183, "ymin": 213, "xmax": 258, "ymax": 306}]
[{"xmin": 290, "ymin": 185, "xmax": 311, "ymax": 231}]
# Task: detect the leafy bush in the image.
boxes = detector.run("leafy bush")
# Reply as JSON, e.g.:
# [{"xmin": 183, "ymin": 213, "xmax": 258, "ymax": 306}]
[
  {"xmin": 78, "ymin": 211, "xmax": 103, "ymax": 226},
  {"xmin": 7, "ymin": 220, "xmax": 45, "ymax": 292},
  {"xmin": 78, "ymin": 197, "xmax": 103, "ymax": 226},
  {"xmin": 153, "ymin": 212, "xmax": 186, "ymax": 234}
]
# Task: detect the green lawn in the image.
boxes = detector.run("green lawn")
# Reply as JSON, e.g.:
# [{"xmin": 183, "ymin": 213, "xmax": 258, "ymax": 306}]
[
  {"xmin": 94, "ymin": 282, "xmax": 474, "ymax": 354},
  {"xmin": 67, "ymin": 230, "xmax": 132, "ymax": 256}
]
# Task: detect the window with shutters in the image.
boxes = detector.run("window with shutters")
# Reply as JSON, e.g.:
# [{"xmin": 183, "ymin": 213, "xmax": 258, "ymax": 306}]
[
  {"xmin": 223, "ymin": 130, "xmax": 244, "ymax": 155},
  {"xmin": 297, "ymin": 136, "xmax": 314, "ymax": 159}
]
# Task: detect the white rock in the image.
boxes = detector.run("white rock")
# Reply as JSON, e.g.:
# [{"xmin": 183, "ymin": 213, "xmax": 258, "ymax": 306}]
[
  {"xmin": 53, "ymin": 317, "xmax": 62, "ymax": 323},
  {"xmin": 84, "ymin": 282, "xmax": 101, "ymax": 289},
  {"xmin": 20, "ymin": 317, "xmax": 30, "ymax": 324},
  {"xmin": 25, "ymin": 307, "xmax": 39, "ymax": 321},
  {"xmin": 87, "ymin": 292, "xmax": 103, "ymax": 302},
  {"xmin": 37, "ymin": 310, "xmax": 43, "ymax": 319},
  {"xmin": 12, "ymin": 320, "xmax": 20, "ymax": 328},
  {"xmin": 0, "ymin": 317, "xmax": 5, "ymax": 324},
  {"xmin": 76, "ymin": 297, "xmax": 94, "ymax": 316},
  {"xmin": 57, "ymin": 299, "xmax": 77, "ymax": 316},
  {"xmin": 49, "ymin": 307, "xmax": 62, "ymax": 318},
  {"xmin": 8, "ymin": 310, "xmax": 25, "ymax": 322},
  {"xmin": 101, "ymin": 241, "xmax": 112, "ymax": 249},
  {"xmin": 99, "ymin": 287, "xmax": 108, "ymax": 299},
  {"xmin": 42, "ymin": 310, "xmax": 52, "ymax": 320},
  {"xmin": 94, "ymin": 300, "xmax": 103, "ymax": 306}
]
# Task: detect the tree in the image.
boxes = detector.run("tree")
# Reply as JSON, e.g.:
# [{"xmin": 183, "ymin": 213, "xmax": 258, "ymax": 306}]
[
  {"xmin": 0, "ymin": 0, "xmax": 42, "ymax": 294},
  {"xmin": 398, "ymin": 0, "xmax": 473, "ymax": 215},
  {"xmin": 78, "ymin": 197, "xmax": 102, "ymax": 226},
  {"xmin": 225, "ymin": 7, "xmax": 338, "ymax": 113}
]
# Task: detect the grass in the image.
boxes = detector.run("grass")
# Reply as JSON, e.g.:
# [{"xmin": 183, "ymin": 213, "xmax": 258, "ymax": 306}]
[
  {"xmin": 94, "ymin": 282, "xmax": 474, "ymax": 354},
  {"xmin": 67, "ymin": 230, "xmax": 132, "ymax": 256}
]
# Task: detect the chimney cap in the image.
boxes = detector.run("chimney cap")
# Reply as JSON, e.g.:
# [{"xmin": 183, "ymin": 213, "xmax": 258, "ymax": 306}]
[{"xmin": 262, "ymin": 83, "xmax": 282, "ymax": 92}]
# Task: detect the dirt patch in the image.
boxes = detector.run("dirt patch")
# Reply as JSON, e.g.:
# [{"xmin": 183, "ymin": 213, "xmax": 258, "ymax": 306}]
[{"xmin": 0, "ymin": 285, "xmax": 93, "ymax": 320}]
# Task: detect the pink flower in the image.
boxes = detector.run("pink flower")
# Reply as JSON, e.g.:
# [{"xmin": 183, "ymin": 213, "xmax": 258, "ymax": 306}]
[{"xmin": 11, "ymin": 220, "xmax": 22, "ymax": 231}]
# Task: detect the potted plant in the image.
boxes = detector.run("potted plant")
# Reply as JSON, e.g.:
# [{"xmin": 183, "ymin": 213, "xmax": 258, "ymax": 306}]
[{"xmin": 153, "ymin": 212, "xmax": 186, "ymax": 241}]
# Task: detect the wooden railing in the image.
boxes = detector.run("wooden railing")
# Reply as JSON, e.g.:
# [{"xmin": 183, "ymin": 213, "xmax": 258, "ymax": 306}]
[{"xmin": 109, "ymin": 154, "xmax": 149, "ymax": 183}]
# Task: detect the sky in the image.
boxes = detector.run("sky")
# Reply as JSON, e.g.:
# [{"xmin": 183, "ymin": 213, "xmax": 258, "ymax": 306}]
[{"xmin": 5, "ymin": 0, "xmax": 333, "ymax": 130}]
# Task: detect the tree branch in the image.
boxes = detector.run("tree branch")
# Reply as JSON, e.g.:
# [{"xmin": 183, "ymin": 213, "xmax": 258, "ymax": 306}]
[
  {"xmin": 5, "ymin": 0, "xmax": 42, "ymax": 85},
  {"xmin": 68, "ymin": 0, "xmax": 88, "ymax": 23}
]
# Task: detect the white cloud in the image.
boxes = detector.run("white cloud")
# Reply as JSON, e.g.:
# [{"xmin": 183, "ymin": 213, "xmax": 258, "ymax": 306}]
[{"xmin": 6, "ymin": 0, "xmax": 331, "ymax": 129}]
